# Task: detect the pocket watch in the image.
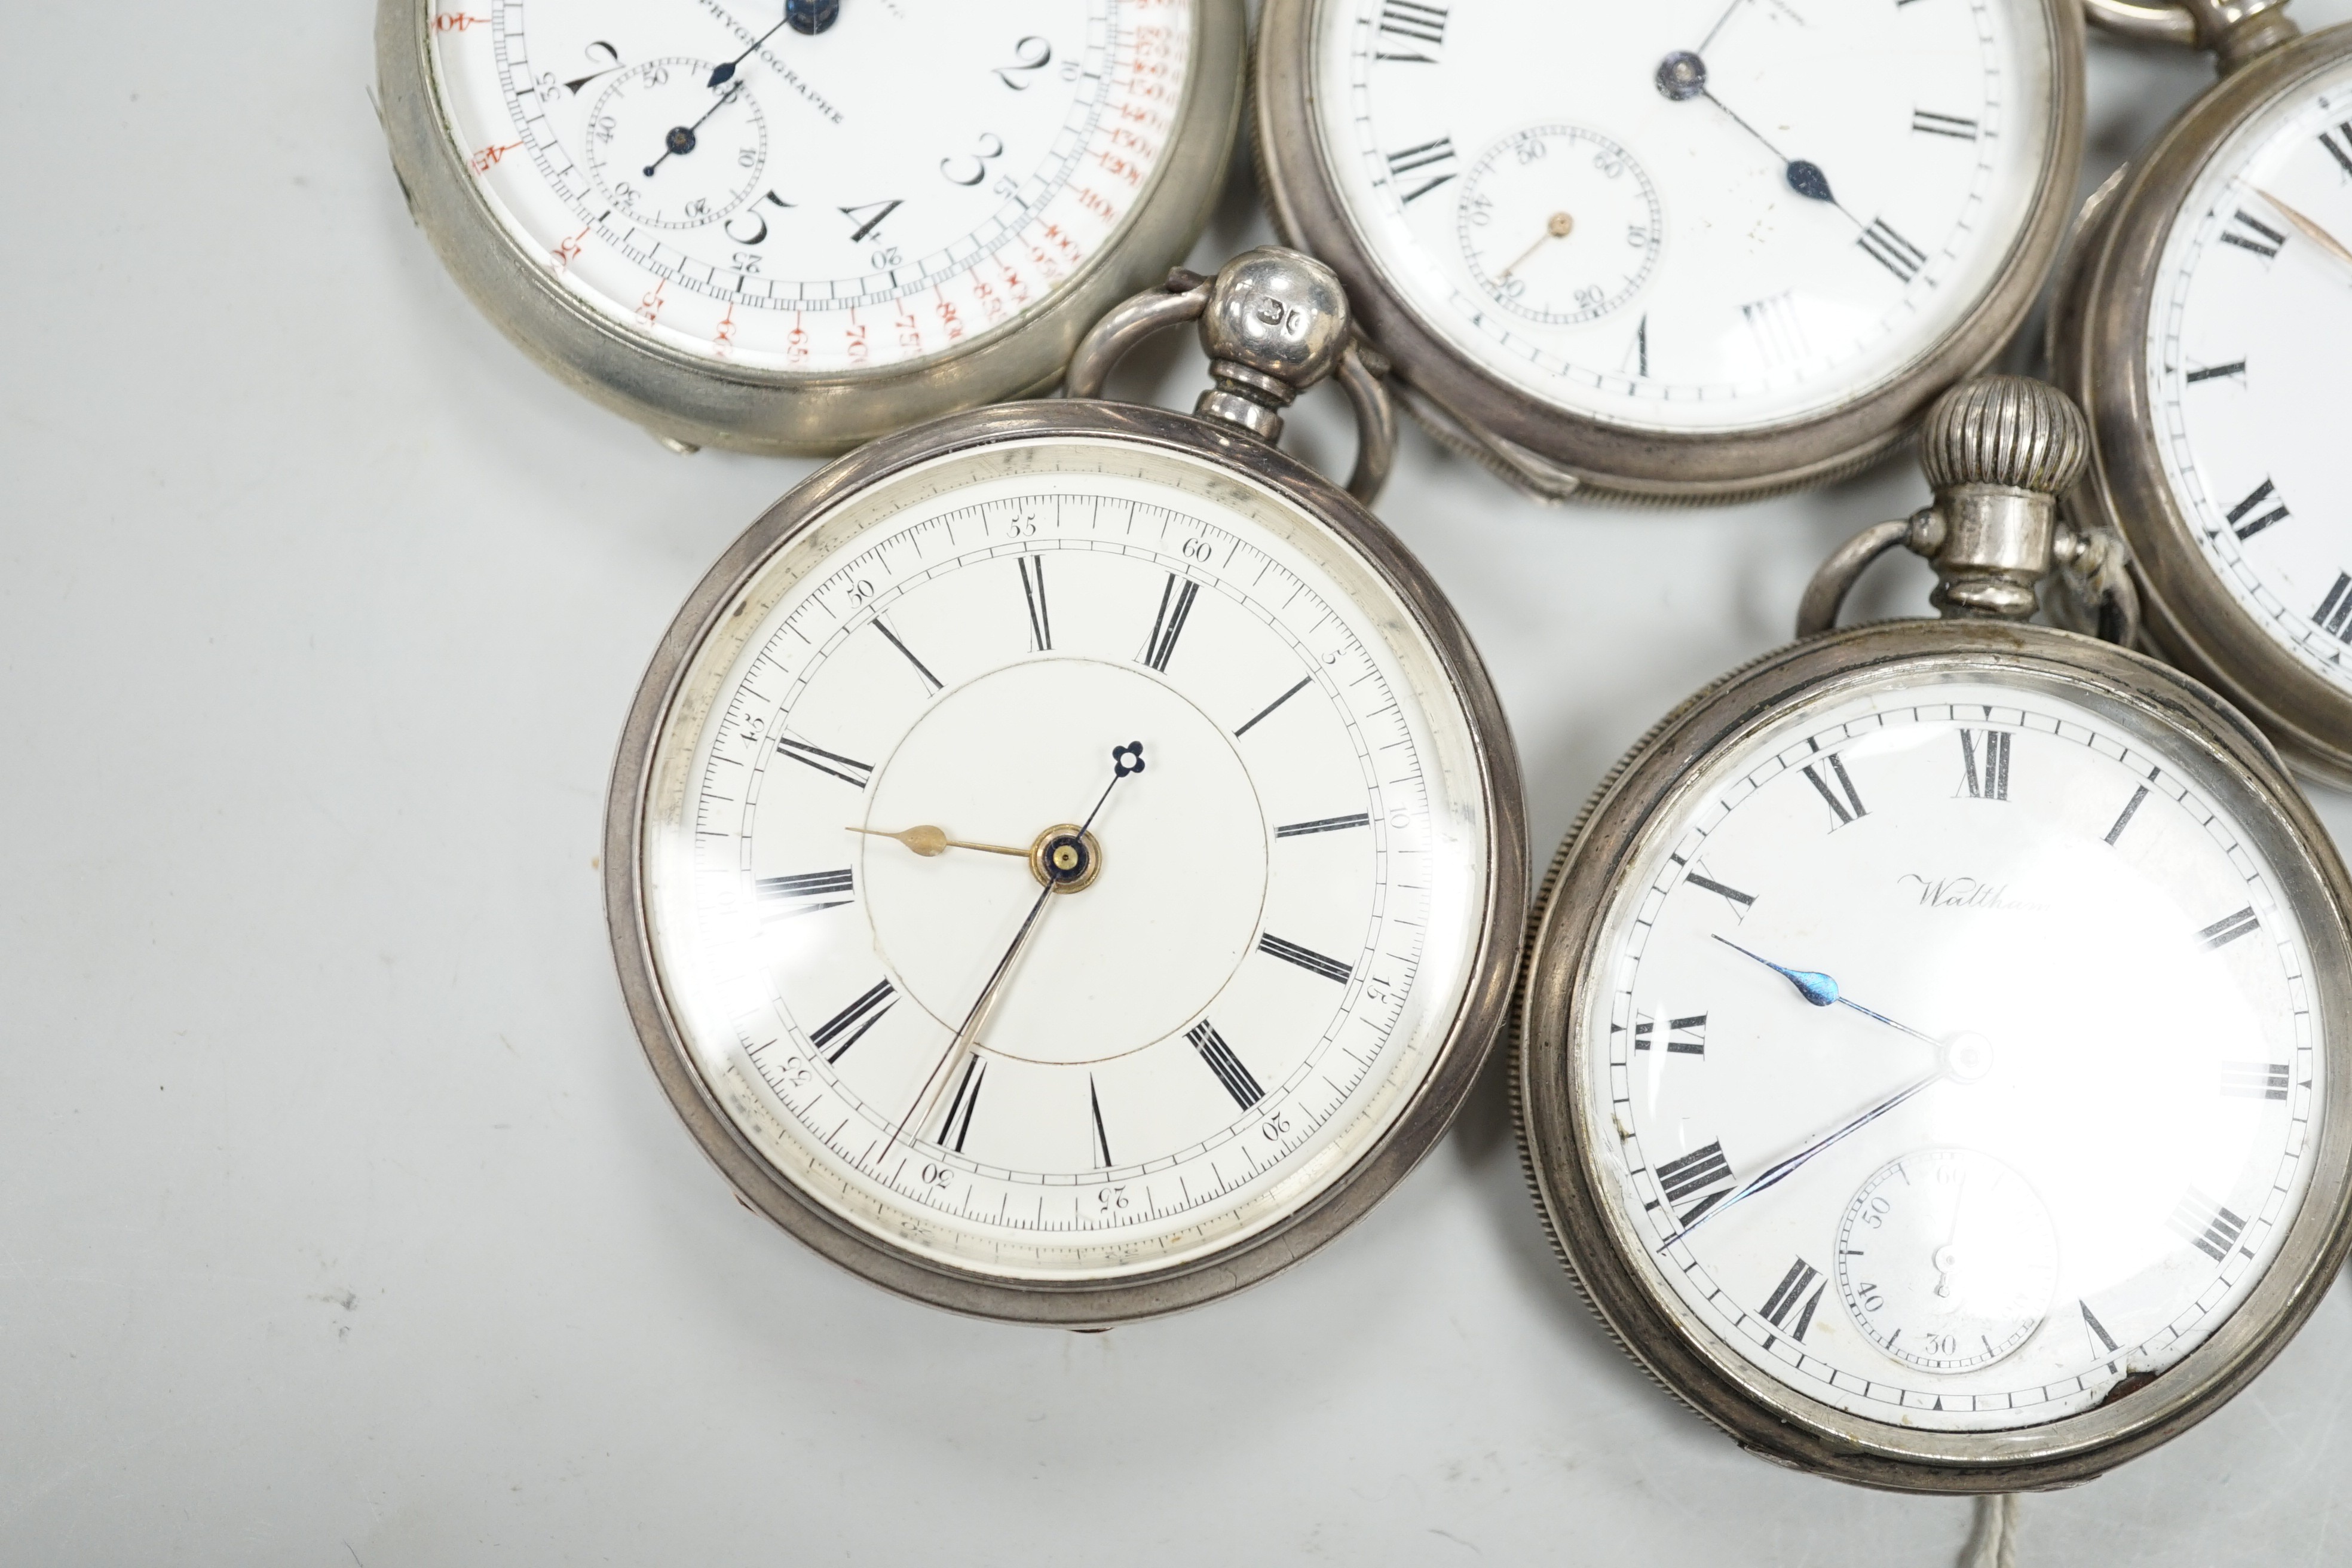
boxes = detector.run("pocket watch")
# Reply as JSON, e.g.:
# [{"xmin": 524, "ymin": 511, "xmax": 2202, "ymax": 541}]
[
  {"xmin": 376, "ymin": 0, "xmax": 1243, "ymax": 455},
  {"xmin": 605, "ymin": 249, "xmax": 1524, "ymax": 1325},
  {"xmin": 1251, "ymin": 0, "xmax": 2086, "ymax": 502},
  {"xmin": 2051, "ymin": 0, "xmax": 2352, "ymax": 786},
  {"xmin": 1516, "ymin": 376, "xmax": 2352, "ymax": 1489}
]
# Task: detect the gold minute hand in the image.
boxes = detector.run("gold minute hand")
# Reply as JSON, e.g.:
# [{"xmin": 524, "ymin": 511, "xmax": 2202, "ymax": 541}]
[
  {"xmin": 2255, "ymin": 188, "xmax": 2352, "ymax": 275},
  {"xmin": 847, "ymin": 824, "xmax": 1029, "ymax": 858}
]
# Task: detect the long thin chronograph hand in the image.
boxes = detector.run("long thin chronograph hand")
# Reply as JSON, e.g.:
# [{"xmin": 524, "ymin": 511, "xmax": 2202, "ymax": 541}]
[
  {"xmin": 642, "ymin": 81, "xmax": 745, "ymax": 179},
  {"xmin": 889, "ymin": 744, "xmax": 1146, "ymax": 1153},
  {"xmin": 1667, "ymin": 1068, "xmax": 1943, "ymax": 1244}
]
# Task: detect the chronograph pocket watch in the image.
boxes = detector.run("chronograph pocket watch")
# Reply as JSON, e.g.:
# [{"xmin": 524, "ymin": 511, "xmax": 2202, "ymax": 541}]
[
  {"xmin": 1252, "ymin": 0, "xmax": 2087, "ymax": 503},
  {"xmin": 2051, "ymin": 0, "xmax": 2352, "ymax": 787},
  {"xmin": 376, "ymin": 0, "xmax": 1243, "ymax": 456},
  {"xmin": 1516, "ymin": 375, "xmax": 2352, "ymax": 1489},
  {"xmin": 605, "ymin": 248, "xmax": 1526, "ymax": 1325}
]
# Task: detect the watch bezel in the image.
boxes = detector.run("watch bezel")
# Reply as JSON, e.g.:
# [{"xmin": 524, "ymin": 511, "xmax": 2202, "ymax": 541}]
[
  {"xmin": 605, "ymin": 397, "xmax": 1528, "ymax": 1325},
  {"xmin": 375, "ymin": 0, "xmax": 1247, "ymax": 456},
  {"xmin": 2053, "ymin": 24, "xmax": 2352, "ymax": 788},
  {"xmin": 1515, "ymin": 618, "xmax": 2352, "ymax": 1490},
  {"xmin": 1251, "ymin": 0, "xmax": 2087, "ymax": 503}
]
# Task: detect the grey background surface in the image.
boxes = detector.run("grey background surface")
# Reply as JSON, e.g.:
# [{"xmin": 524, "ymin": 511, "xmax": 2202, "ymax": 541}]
[{"xmin": 5, "ymin": 5, "xmax": 2350, "ymax": 1563}]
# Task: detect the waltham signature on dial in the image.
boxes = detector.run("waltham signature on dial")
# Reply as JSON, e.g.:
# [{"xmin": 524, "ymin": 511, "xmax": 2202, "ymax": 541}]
[{"xmin": 1894, "ymin": 874, "xmax": 2051, "ymax": 912}]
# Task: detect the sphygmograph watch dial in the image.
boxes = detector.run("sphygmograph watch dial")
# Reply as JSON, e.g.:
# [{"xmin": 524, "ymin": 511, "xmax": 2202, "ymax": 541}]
[
  {"xmin": 427, "ymin": 0, "xmax": 1190, "ymax": 371},
  {"xmin": 635, "ymin": 439, "xmax": 1494, "ymax": 1279},
  {"xmin": 2146, "ymin": 54, "xmax": 2352, "ymax": 693},
  {"xmin": 1576, "ymin": 670, "xmax": 2322, "ymax": 1430},
  {"xmin": 1313, "ymin": 0, "xmax": 2057, "ymax": 429}
]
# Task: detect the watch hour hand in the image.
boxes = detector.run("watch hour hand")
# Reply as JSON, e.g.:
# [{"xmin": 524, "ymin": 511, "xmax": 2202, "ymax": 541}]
[
  {"xmin": 2254, "ymin": 188, "xmax": 2352, "ymax": 275},
  {"xmin": 849, "ymin": 824, "xmax": 1028, "ymax": 858},
  {"xmin": 1710, "ymin": 935, "xmax": 1944, "ymax": 1049}
]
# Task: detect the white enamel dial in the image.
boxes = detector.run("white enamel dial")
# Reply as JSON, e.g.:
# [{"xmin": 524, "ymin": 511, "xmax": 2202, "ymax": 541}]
[
  {"xmin": 1835, "ymin": 1147, "xmax": 2060, "ymax": 1373},
  {"xmin": 638, "ymin": 439, "xmax": 1494, "ymax": 1279},
  {"xmin": 1579, "ymin": 670, "xmax": 2323, "ymax": 1431},
  {"xmin": 1313, "ymin": 0, "xmax": 2056, "ymax": 430},
  {"xmin": 426, "ymin": 1, "xmax": 1190, "ymax": 372},
  {"xmin": 2147, "ymin": 56, "xmax": 2352, "ymax": 692}
]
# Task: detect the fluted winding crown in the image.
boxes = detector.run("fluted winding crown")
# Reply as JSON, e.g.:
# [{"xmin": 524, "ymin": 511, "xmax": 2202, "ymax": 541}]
[{"xmin": 1918, "ymin": 376, "xmax": 2089, "ymax": 495}]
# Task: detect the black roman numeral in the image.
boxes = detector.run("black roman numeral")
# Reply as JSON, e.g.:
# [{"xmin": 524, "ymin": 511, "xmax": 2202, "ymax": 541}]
[
  {"xmin": 1912, "ymin": 109, "xmax": 1979, "ymax": 140},
  {"xmin": 1385, "ymin": 136, "xmax": 1458, "ymax": 203},
  {"xmin": 775, "ymin": 734, "xmax": 875, "ymax": 789},
  {"xmin": 2316, "ymin": 572, "xmax": 2352, "ymax": 642},
  {"xmin": 2221, "ymin": 1061, "xmax": 2291, "ymax": 1101},
  {"xmin": 1141, "ymin": 574, "xmax": 1198, "ymax": 672},
  {"xmin": 2105, "ymin": 783, "xmax": 2151, "ymax": 846},
  {"xmin": 1258, "ymin": 932, "xmax": 1353, "ymax": 984},
  {"xmin": 755, "ymin": 867, "xmax": 853, "ymax": 919},
  {"xmin": 2170, "ymin": 1189, "xmax": 2247, "ymax": 1263},
  {"xmin": 1633, "ymin": 1013, "xmax": 1707, "ymax": 1056},
  {"xmin": 1276, "ymin": 813, "xmax": 1370, "ymax": 838},
  {"xmin": 840, "ymin": 198, "xmax": 902, "ymax": 243},
  {"xmin": 1088, "ymin": 1074, "xmax": 1113, "ymax": 1166},
  {"xmin": 2323, "ymin": 123, "xmax": 2352, "ymax": 178},
  {"xmin": 1655, "ymin": 1140, "xmax": 1735, "ymax": 1224},
  {"xmin": 1018, "ymin": 556, "xmax": 1051, "ymax": 651},
  {"xmin": 2221, "ymin": 208, "xmax": 2286, "ymax": 259},
  {"xmin": 1857, "ymin": 217, "xmax": 1927, "ymax": 281},
  {"xmin": 1376, "ymin": 0, "xmax": 1448, "ymax": 60},
  {"xmin": 2198, "ymin": 906, "xmax": 2261, "ymax": 950},
  {"xmin": 1959, "ymin": 728, "xmax": 2011, "ymax": 800},
  {"xmin": 2186, "ymin": 359, "xmax": 2247, "ymax": 383},
  {"xmin": 936, "ymin": 1054, "xmax": 984, "ymax": 1152},
  {"xmin": 2225, "ymin": 477, "xmax": 2290, "ymax": 541},
  {"xmin": 1678, "ymin": 859, "xmax": 1755, "ymax": 920},
  {"xmin": 1801, "ymin": 752, "xmax": 1867, "ymax": 826},
  {"xmin": 872, "ymin": 618, "xmax": 942, "ymax": 693},
  {"xmin": 809, "ymin": 978, "xmax": 895, "ymax": 1062},
  {"xmin": 1187, "ymin": 1018, "xmax": 1264, "ymax": 1107},
  {"xmin": 1759, "ymin": 1256, "xmax": 1827, "ymax": 1343},
  {"xmin": 1741, "ymin": 291, "xmax": 1807, "ymax": 368}
]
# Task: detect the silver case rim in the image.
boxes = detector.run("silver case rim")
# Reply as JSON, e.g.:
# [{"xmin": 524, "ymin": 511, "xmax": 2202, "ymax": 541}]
[
  {"xmin": 1514, "ymin": 618, "xmax": 2352, "ymax": 1490},
  {"xmin": 375, "ymin": 0, "xmax": 1246, "ymax": 457},
  {"xmin": 2052, "ymin": 24, "xmax": 2352, "ymax": 788},
  {"xmin": 1250, "ymin": 0, "xmax": 2088, "ymax": 504},
  {"xmin": 604, "ymin": 398, "xmax": 1530, "ymax": 1326}
]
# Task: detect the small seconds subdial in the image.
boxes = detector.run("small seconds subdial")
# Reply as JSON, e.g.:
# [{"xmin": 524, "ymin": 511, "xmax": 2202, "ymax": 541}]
[
  {"xmin": 1455, "ymin": 125, "xmax": 1661, "ymax": 326},
  {"xmin": 585, "ymin": 59, "xmax": 768, "ymax": 231},
  {"xmin": 1838, "ymin": 1147, "xmax": 2059, "ymax": 1373}
]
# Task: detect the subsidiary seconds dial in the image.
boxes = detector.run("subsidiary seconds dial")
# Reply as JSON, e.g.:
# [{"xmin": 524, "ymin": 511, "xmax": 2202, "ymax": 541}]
[{"xmin": 425, "ymin": 0, "xmax": 1194, "ymax": 372}]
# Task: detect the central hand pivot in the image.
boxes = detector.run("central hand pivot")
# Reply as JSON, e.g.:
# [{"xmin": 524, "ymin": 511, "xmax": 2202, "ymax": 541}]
[{"xmin": 1029, "ymin": 825, "xmax": 1104, "ymax": 893}]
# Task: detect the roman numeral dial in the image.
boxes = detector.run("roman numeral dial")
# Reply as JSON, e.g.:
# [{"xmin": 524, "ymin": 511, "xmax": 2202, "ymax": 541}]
[{"xmin": 1580, "ymin": 677, "xmax": 2317, "ymax": 1431}]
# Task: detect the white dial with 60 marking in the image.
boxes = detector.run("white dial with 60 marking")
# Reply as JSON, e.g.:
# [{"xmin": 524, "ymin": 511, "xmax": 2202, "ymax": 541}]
[
  {"xmin": 1579, "ymin": 672, "xmax": 2322, "ymax": 1430},
  {"xmin": 639, "ymin": 440, "xmax": 1494, "ymax": 1278},
  {"xmin": 1315, "ymin": 0, "xmax": 2056, "ymax": 429},
  {"xmin": 428, "ymin": 0, "xmax": 1189, "ymax": 372}
]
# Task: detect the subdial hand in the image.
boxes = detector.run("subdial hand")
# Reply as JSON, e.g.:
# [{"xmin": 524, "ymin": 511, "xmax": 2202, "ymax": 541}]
[
  {"xmin": 1499, "ymin": 212, "xmax": 1575, "ymax": 280},
  {"xmin": 890, "ymin": 743, "xmax": 1147, "ymax": 1151},
  {"xmin": 2255, "ymin": 188, "xmax": 2352, "ymax": 276},
  {"xmin": 1711, "ymin": 936, "xmax": 1945, "ymax": 1048},
  {"xmin": 642, "ymin": 81, "xmax": 744, "ymax": 179},
  {"xmin": 849, "ymin": 824, "xmax": 1030, "ymax": 859}
]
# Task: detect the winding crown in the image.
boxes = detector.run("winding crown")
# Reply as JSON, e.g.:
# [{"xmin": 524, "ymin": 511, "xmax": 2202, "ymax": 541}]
[{"xmin": 1917, "ymin": 375, "xmax": 2090, "ymax": 497}]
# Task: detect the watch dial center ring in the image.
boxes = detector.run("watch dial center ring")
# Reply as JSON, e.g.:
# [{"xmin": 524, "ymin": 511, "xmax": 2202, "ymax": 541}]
[{"xmin": 1030, "ymin": 825, "xmax": 1104, "ymax": 892}]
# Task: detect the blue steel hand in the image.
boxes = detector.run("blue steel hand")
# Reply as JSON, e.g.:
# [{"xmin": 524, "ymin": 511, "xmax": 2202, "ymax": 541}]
[{"xmin": 1712, "ymin": 936, "xmax": 1943, "ymax": 1049}]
